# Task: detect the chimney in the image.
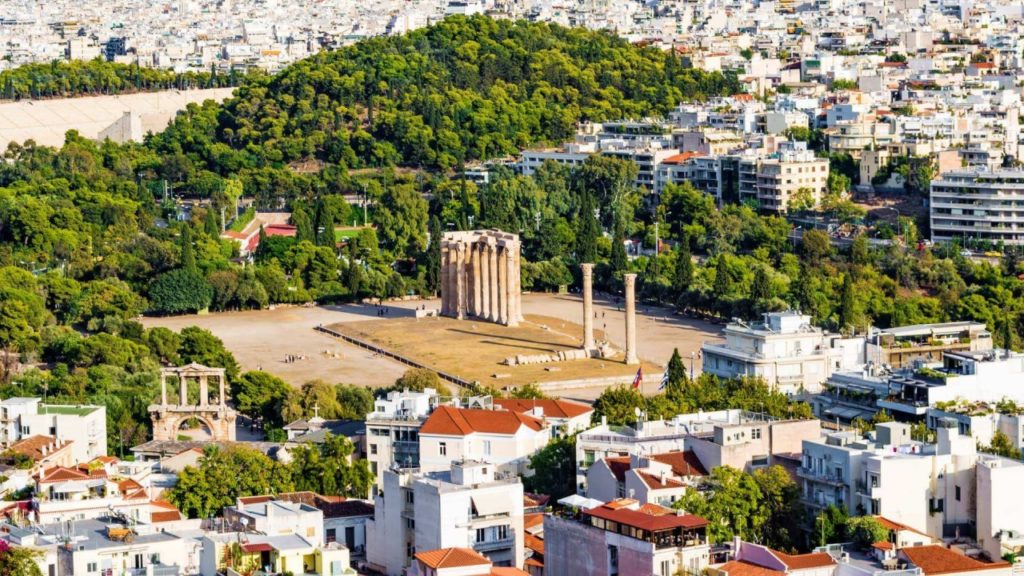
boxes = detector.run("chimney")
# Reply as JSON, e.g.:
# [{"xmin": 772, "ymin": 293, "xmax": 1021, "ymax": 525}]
[{"xmin": 660, "ymin": 470, "xmax": 667, "ymax": 486}]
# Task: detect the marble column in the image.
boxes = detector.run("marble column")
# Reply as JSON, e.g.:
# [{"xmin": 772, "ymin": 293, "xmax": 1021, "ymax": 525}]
[
  {"xmin": 199, "ymin": 375, "xmax": 208, "ymax": 406},
  {"xmin": 179, "ymin": 376, "xmax": 188, "ymax": 406},
  {"xmin": 497, "ymin": 245, "xmax": 509, "ymax": 325},
  {"xmin": 161, "ymin": 376, "xmax": 168, "ymax": 405},
  {"xmin": 505, "ymin": 246, "xmax": 519, "ymax": 327},
  {"xmin": 440, "ymin": 246, "xmax": 450, "ymax": 316},
  {"xmin": 219, "ymin": 375, "xmax": 226, "ymax": 405},
  {"xmin": 582, "ymin": 263, "xmax": 595, "ymax": 350},
  {"xmin": 488, "ymin": 242, "xmax": 499, "ymax": 321},
  {"xmin": 455, "ymin": 244, "xmax": 466, "ymax": 320},
  {"xmin": 511, "ymin": 242, "xmax": 522, "ymax": 324},
  {"xmin": 481, "ymin": 243, "xmax": 491, "ymax": 320},
  {"xmin": 472, "ymin": 243, "xmax": 483, "ymax": 317},
  {"xmin": 624, "ymin": 273, "xmax": 639, "ymax": 365}
]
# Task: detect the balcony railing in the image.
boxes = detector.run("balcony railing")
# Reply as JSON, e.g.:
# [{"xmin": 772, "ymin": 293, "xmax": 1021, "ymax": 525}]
[
  {"xmin": 797, "ymin": 467, "xmax": 846, "ymax": 486},
  {"xmin": 473, "ymin": 533, "xmax": 515, "ymax": 552}
]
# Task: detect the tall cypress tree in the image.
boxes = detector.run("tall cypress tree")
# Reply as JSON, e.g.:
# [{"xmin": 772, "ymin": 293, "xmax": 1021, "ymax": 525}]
[
  {"xmin": 839, "ymin": 273, "xmax": 857, "ymax": 334},
  {"xmin": 673, "ymin": 239, "xmax": 693, "ymax": 294},
  {"xmin": 180, "ymin": 224, "xmax": 197, "ymax": 273},
  {"xmin": 425, "ymin": 216, "xmax": 442, "ymax": 294},
  {"xmin": 576, "ymin": 190, "xmax": 600, "ymax": 263},
  {"xmin": 611, "ymin": 224, "xmax": 627, "ymax": 272},
  {"xmin": 292, "ymin": 205, "xmax": 314, "ymax": 244}
]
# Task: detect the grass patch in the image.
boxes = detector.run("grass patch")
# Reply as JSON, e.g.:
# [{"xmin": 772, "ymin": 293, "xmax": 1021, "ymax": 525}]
[
  {"xmin": 228, "ymin": 206, "xmax": 256, "ymax": 232},
  {"xmin": 39, "ymin": 404, "xmax": 98, "ymax": 416}
]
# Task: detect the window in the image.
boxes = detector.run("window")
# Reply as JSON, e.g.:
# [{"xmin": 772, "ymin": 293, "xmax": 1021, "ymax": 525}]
[
  {"xmin": 660, "ymin": 560, "xmax": 671, "ymax": 576},
  {"xmin": 955, "ymin": 486, "xmax": 961, "ymax": 501},
  {"xmin": 439, "ymin": 442, "xmax": 447, "ymax": 456},
  {"xmin": 405, "ymin": 490, "xmax": 414, "ymax": 504},
  {"xmin": 751, "ymin": 455, "xmax": 769, "ymax": 467},
  {"xmin": 87, "ymin": 563, "xmax": 97, "ymax": 573},
  {"xmin": 326, "ymin": 528, "xmax": 337, "ymax": 543},
  {"xmin": 133, "ymin": 554, "xmax": 144, "ymax": 570},
  {"xmin": 476, "ymin": 528, "xmax": 486, "ymax": 543},
  {"xmin": 370, "ymin": 444, "xmax": 377, "ymax": 455},
  {"xmin": 497, "ymin": 525, "xmax": 509, "ymax": 540},
  {"xmin": 483, "ymin": 440, "xmax": 491, "ymax": 456},
  {"xmin": 406, "ymin": 518, "xmax": 415, "ymax": 529},
  {"xmin": 608, "ymin": 545, "xmax": 619, "ymax": 576},
  {"xmin": 752, "ymin": 428, "xmax": 762, "ymax": 440}
]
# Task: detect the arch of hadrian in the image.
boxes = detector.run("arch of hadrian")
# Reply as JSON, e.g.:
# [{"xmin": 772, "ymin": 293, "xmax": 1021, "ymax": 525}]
[
  {"xmin": 148, "ymin": 363, "xmax": 237, "ymax": 441},
  {"xmin": 440, "ymin": 230, "xmax": 523, "ymax": 327}
]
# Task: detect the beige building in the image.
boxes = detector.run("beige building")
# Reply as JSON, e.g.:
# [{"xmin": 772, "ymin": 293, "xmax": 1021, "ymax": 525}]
[{"xmin": 753, "ymin": 141, "xmax": 830, "ymax": 212}]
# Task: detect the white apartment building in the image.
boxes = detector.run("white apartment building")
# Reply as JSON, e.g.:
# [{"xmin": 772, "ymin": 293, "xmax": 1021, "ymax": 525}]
[
  {"xmin": 224, "ymin": 498, "xmax": 325, "ymax": 545},
  {"xmin": 930, "ymin": 169, "xmax": 1024, "ymax": 246},
  {"xmin": 4, "ymin": 517, "xmax": 201, "ymax": 576},
  {"xmin": 365, "ymin": 388, "xmax": 441, "ymax": 488},
  {"xmin": 0, "ymin": 398, "xmax": 106, "ymax": 464},
  {"xmin": 417, "ymin": 406, "xmax": 550, "ymax": 476},
  {"xmin": 365, "ymin": 461, "xmax": 525, "ymax": 576},
  {"xmin": 586, "ymin": 451, "xmax": 706, "ymax": 506},
  {"xmin": 880, "ymin": 350, "xmax": 1024, "ymax": 419},
  {"xmin": 577, "ymin": 409, "xmax": 820, "ymax": 490},
  {"xmin": 543, "ymin": 499, "xmax": 711, "ymax": 576},
  {"xmin": 702, "ymin": 311, "xmax": 864, "ymax": 394},
  {"xmin": 926, "ymin": 405, "xmax": 1024, "ymax": 450}
]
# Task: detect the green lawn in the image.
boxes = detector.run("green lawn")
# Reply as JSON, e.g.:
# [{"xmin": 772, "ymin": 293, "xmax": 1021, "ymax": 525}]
[
  {"xmin": 39, "ymin": 404, "xmax": 98, "ymax": 416},
  {"xmin": 335, "ymin": 227, "xmax": 368, "ymax": 241}
]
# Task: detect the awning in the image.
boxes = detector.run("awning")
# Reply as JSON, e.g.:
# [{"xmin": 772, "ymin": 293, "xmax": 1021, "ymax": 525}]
[
  {"xmin": 556, "ymin": 494, "xmax": 603, "ymax": 510},
  {"xmin": 50, "ymin": 482, "xmax": 88, "ymax": 494},
  {"xmin": 471, "ymin": 493, "xmax": 506, "ymax": 517},
  {"xmin": 241, "ymin": 543, "xmax": 274, "ymax": 553},
  {"xmin": 825, "ymin": 406, "xmax": 866, "ymax": 420}
]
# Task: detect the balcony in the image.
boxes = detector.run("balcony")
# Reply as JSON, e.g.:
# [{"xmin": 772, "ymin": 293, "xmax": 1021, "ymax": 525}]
[
  {"xmin": 797, "ymin": 467, "xmax": 846, "ymax": 486},
  {"xmin": 472, "ymin": 532, "xmax": 515, "ymax": 553}
]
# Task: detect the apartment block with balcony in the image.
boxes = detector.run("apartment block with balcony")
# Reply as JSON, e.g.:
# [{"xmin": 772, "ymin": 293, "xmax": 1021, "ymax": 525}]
[
  {"xmin": 702, "ymin": 311, "xmax": 864, "ymax": 394},
  {"xmin": 879, "ymin": 350, "xmax": 1024, "ymax": 420},
  {"xmin": 799, "ymin": 430, "xmax": 871, "ymax": 515},
  {"xmin": 543, "ymin": 499, "xmax": 710, "ymax": 576},
  {"xmin": 0, "ymin": 398, "xmax": 106, "ymax": 464},
  {"xmin": 4, "ymin": 517, "xmax": 197, "ymax": 576},
  {"xmin": 365, "ymin": 461, "xmax": 524, "ymax": 576},
  {"xmin": 867, "ymin": 321, "xmax": 992, "ymax": 370},
  {"xmin": 365, "ymin": 388, "xmax": 441, "ymax": 490},
  {"xmin": 753, "ymin": 141, "xmax": 829, "ymax": 213},
  {"xmin": 930, "ymin": 169, "xmax": 1024, "ymax": 246}
]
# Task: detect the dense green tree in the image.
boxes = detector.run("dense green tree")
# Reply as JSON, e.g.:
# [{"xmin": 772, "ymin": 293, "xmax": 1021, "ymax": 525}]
[
  {"xmin": 179, "ymin": 225, "xmax": 197, "ymax": 274},
  {"xmin": 524, "ymin": 435, "xmax": 576, "ymax": 499},
  {"xmin": 576, "ymin": 190, "xmax": 600, "ymax": 264},
  {"xmin": 592, "ymin": 385, "xmax": 646, "ymax": 426},
  {"xmin": 178, "ymin": 326, "xmax": 240, "ymax": 380},
  {"xmin": 335, "ymin": 384, "xmax": 374, "ymax": 420},
  {"xmin": 676, "ymin": 466, "xmax": 767, "ymax": 544},
  {"xmin": 847, "ymin": 516, "xmax": 889, "ymax": 550},
  {"xmin": 0, "ymin": 540, "xmax": 43, "ymax": 576},
  {"xmin": 288, "ymin": 434, "xmax": 373, "ymax": 498},
  {"xmin": 168, "ymin": 445, "xmax": 294, "ymax": 518},
  {"xmin": 148, "ymin": 269, "xmax": 213, "ymax": 314},
  {"xmin": 232, "ymin": 371, "xmax": 292, "ymax": 428}
]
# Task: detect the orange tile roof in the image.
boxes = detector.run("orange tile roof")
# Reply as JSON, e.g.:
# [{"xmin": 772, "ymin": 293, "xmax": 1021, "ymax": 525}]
[
  {"xmin": 524, "ymin": 513, "xmax": 544, "ymax": 531},
  {"xmin": 874, "ymin": 516, "xmax": 932, "ymax": 538},
  {"xmin": 36, "ymin": 465, "xmax": 103, "ymax": 483},
  {"xmin": 636, "ymin": 471, "xmax": 685, "ymax": 489},
  {"xmin": 604, "ymin": 456, "xmax": 631, "ymax": 482},
  {"xmin": 873, "ymin": 541, "xmax": 894, "ymax": 550},
  {"xmin": 525, "ymin": 532, "xmax": 545, "ymax": 555},
  {"xmin": 776, "ymin": 550, "xmax": 836, "ymax": 569},
  {"xmin": 9, "ymin": 435, "xmax": 71, "ymax": 461},
  {"xmin": 651, "ymin": 451, "xmax": 708, "ymax": 477},
  {"xmin": 415, "ymin": 547, "xmax": 491, "ymax": 569},
  {"xmin": 585, "ymin": 500, "xmax": 707, "ymax": 532},
  {"xmin": 420, "ymin": 406, "xmax": 544, "ymax": 436},
  {"xmin": 493, "ymin": 398, "xmax": 592, "ymax": 419},
  {"xmin": 716, "ymin": 560, "xmax": 785, "ymax": 576},
  {"xmin": 118, "ymin": 478, "xmax": 147, "ymax": 500},
  {"xmin": 901, "ymin": 545, "xmax": 1009, "ymax": 575},
  {"xmin": 662, "ymin": 151, "xmax": 705, "ymax": 164}
]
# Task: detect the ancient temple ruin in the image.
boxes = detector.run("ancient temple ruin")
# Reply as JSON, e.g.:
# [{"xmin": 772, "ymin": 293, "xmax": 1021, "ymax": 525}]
[
  {"xmin": 148, "ymin": 363, "xmax": 237, "ymax": 442},
  {"xmin": 440, "ymin": 230, "xmax": 523, "ymax": 326}
]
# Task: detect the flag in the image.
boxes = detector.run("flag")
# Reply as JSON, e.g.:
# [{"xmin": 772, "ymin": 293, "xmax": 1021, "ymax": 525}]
[
  {"xmin": 631, "ymin": 366, "xmax": 643, "ymax": 389},
  {"xmin": 659, "ymin": 369, "xmax": 669, "ymax": 391}
]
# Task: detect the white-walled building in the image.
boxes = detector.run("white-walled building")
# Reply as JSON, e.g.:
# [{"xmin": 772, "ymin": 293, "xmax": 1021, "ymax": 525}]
[
  {"xmin": 417, "ymin": 406, "xmax": 550, "ymax": 476},
  {"xmin": 492, "ymin": 398, "xmax": 594, "ymax": 436},
  {"xmin": 702, "ymin": 311, "xmax": 864, "ymax": 394},
  {"xmin": 366, "ymin": 388, "xmax": 442, "ymax": 488},
  {"xmin": 366, "ymin": 461, "xmax": 525, "ymax": 576},
  {"xmin": 931, "ymin": 169, "xmax": 1024, "ymax": 246},
  {"xmin": 0, "ymin": 398, "xmax": 107, "ymax": 464}
]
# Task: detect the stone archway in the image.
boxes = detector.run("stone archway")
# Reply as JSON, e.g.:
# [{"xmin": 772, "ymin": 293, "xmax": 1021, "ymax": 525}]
[{"xmin": 148, "ymin": 363, "xmax": 237, "ymax": 442}]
